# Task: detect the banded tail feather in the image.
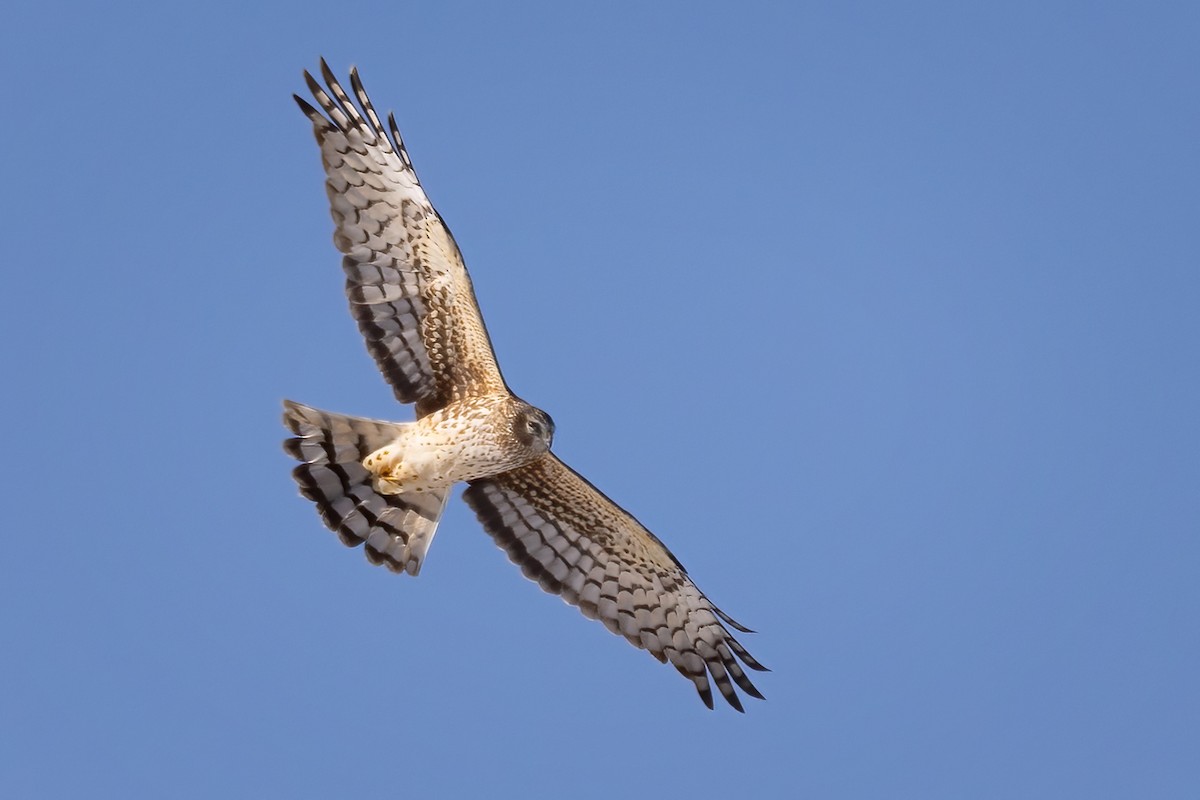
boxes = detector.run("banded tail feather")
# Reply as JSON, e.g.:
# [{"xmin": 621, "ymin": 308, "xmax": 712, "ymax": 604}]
[{"xmin": 282, "ymin": 400, "xmax": 449, "ymax": 575}]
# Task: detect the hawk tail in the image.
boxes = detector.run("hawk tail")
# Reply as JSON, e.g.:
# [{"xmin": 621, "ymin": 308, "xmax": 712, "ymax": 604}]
[{"xmin": 282, "ymin": 400, "xmax": 449, "ymax": 576}]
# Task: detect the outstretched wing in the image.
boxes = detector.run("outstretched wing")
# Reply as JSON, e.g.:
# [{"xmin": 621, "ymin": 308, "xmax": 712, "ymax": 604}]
[
  {"xmin": 463, "ymin": 455, "xmax": 767, "ymax": 711},
  {"xmin": 297, "ymin": 60, "xmax": 505, "ymax": 416}
]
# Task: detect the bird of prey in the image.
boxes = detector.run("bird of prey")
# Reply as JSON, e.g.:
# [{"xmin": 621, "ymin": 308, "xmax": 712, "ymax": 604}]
[{"xmin": 282, "ymin": 60, "xmax": 767, "ymax": 710}]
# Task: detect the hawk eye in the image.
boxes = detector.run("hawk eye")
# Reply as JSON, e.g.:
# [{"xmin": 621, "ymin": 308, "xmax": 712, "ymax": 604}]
[{"xmin": 520, "ymin": 412, "xmax": 553, "ymax": 448}]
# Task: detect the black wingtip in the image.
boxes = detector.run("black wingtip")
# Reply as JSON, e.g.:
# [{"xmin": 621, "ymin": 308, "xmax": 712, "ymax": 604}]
[
  {"xmin": 319, "ymin": 58, "xmax": 343, "ymax": 101},
  {"xmin": 714, "ymin": 605, "xmax": 756, "ymax": 634},
  {"xmin": 293, "ymin": 94, "xmax": 321, "ymax": 119},
  {"xmin": 303, "ymin": 69, "xmax": 324, "ymax": 100},
  {"xmin": 347, "ymin": 67, "xmax": 387, "ymax": 141},
  {"xmin": 742, "ymin": 684, "xmax": 766, "ymax": 701},
  {"xmin": 744, "ymin": 657, "xmax": 770, "ymax": 673}
]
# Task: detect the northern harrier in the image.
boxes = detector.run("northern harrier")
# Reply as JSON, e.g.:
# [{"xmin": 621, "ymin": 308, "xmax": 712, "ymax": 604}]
[{"xmin": 283, "ymin": 61, "xmax": 767, "ymax": 710}]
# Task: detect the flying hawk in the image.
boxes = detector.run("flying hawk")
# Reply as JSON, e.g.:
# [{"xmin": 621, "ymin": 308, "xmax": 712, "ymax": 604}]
[{"xmin": 283, "ymin": 61, "xmax": 767, "ymax": 710}]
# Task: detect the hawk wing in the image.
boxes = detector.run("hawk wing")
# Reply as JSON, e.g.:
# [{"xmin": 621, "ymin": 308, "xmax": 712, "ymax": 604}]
[
  {"xmin": 297, "ymin": 61, "xmax": 505, "ymax": 416},
  {"xmin": 463, "ymin": 455, "xmax": 767, "ymax": 711}
]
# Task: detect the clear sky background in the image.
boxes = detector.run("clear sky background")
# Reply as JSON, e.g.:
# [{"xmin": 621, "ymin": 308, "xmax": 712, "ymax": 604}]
[{"xmin": 3, "ymin": 2, "xmax": 1198, "ymax": 797}]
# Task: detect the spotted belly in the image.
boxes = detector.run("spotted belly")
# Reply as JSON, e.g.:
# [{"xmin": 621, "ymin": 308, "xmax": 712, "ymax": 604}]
[{"xmin": 362, "ymin": 394, "xmax": 541, "ymax": 494}]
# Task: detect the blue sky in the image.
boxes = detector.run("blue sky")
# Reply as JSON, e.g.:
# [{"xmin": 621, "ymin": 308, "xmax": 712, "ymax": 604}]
[{"xmin": 3, "ymin": 1, "xmax": 1198, "ymax": 797}]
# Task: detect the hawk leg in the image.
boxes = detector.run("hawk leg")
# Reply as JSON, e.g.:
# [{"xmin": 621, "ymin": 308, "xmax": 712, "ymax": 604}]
[{"xmin": 362, "ymin": 444, "xmax": 411, "ymax": 495}]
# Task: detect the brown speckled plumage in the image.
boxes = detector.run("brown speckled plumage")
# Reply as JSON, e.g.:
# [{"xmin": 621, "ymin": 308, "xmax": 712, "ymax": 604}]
[{"xmin": 283, "ymin": 61, "xmax": 766, "ymax": 710}]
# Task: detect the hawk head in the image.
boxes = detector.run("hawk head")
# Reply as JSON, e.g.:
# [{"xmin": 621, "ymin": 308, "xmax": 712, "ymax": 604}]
[{"xmin": 514, "ymin": 404, "xmax": 555, "ymax": 453}]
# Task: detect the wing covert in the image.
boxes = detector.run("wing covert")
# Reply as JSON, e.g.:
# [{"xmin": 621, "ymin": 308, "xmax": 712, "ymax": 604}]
[
  {"xmin": 297, "ymin": 60, "xmax": 505, "ymax": 415},
  {"xmin": 462, "ymin": 455, "xmax": 767, "ymax": 711}
]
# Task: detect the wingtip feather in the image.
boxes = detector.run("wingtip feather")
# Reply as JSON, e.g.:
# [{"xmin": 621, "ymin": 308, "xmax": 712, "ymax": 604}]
[{"xmin": 713, "ymin": 604, "xmax": 756, "ymax": 633}]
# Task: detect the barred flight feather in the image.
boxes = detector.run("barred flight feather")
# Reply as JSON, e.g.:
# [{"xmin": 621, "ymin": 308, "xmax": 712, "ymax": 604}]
[
  {"xmin": 464, "ymin": 455, "xmax": 767, "ymax": 711},
  {"xmin": 295, "ymin": 60, "xmax": 505, "ymax": 417}
]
